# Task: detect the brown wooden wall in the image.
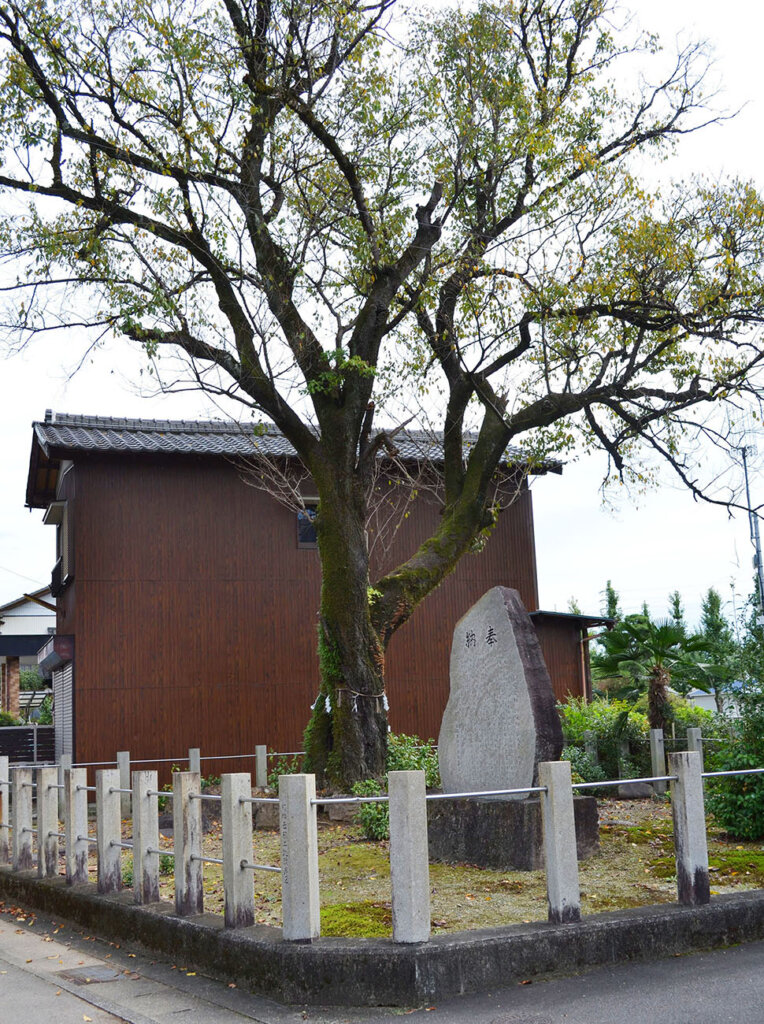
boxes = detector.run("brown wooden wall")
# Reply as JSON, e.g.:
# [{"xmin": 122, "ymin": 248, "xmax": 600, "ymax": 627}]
[
  {"xmin": 56, "ymin": 453, "xmax": 559, "ymax": 774},
  {"xmin": 533, "ymin": 618, "xmax": 589, "ymax": 704}
]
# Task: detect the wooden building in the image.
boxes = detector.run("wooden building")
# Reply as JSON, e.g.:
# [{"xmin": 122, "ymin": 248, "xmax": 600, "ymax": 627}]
[{"xmin": 25, "ymin": 411, "xmax": 609, "ymax": 774}]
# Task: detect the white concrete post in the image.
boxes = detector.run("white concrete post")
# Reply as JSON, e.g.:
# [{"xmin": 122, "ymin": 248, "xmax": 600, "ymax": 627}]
[
  {"xmin": 650, "ymin": 729, "xmax": 667, "ymax": 796},
  {"xmin": 389, "ymin": 770, "xmax": 430, "ymax": 943},
  {"xmin": 583, "ymin": 730, "xmax": 598, "ymax": 763},
  {"xmin": 188, "ymin": 748, "xmax": 201, "ymax": 776},
  {"xmin": 255, "ymin": 746, "xmax": 268, "ymax": 789},
  {"xmin": 538, "ymin": 761, "xmax": 581, "ymax": 924},
  {"xmin": 12, "ymin": 767, "xmax": 34, "ymax": 871},
  {"xmin": 279, "ymin": 774, "xmax": 320, "ymax": 941},
  {"xmin": 173, "ymin": 771, "xmax": 203, "ymax": 916},
  {"xmin": 687, "ymin": 727, "xmax": 705, "ymax": 794},
  {"xmin": 96, "ymin": 768, "xmax": 122, "ymax": 893},
  {"xmin": 37, "ymin": 766, "xmax": 59, "ymax": 878},
  {"xmin": 669, "ymin": 751, "xmax": 710, "ymax": 906},
  {"xmin": 65, "ymin": 768, "xmax": 89, "ymax": 885},
  {"xmin": 687, "ymin": 728, "xmax": 704, "ymax": 766},
  {"xmin": 116, "ymin": 751, "xmax": 131, "ymax": 820},
  {"xmin": 132, "ymin": 770, "xmax": 159, "ymax": 904},
  {"xmin": 57, "ymin": 753, "xmax": 72, "ymax": 820},
  {"xmin": 0, "ymin": 756, "xmax": 9, "ymax": 865},
  {"xmin": 222, "ymin": 773, "xmax": 255, "ymax": 928}
]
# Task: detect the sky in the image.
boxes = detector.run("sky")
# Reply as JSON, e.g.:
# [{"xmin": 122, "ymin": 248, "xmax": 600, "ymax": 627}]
[
  {"xmin": 1, "ymin": 0, "xmax": 763, "ymax": 631},
  {"xmin": 534, "ymin": 0, "xmax": 764, "ymax": 628}
]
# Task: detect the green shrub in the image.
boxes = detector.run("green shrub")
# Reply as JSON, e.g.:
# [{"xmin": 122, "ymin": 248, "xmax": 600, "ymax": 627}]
[
  {"xmin": 386, "ymin": 732, "xmax": 440, "ymax": 789},
  {"xmin": 122, "ymin": 857, "xmax": 133, "ymax": 886},
  {"xmin": 267, "ymin": 752, "xmax": 302, "ymax": 794},
  {"xmin": 37, "ymin": 694, "xmax": 53, "ymax": 725},
  {"xmin": 632, "ymin": 692, "xmax": 726, "ymax": 740},
  {"xmin": 19, "ymin": 669, "xmax": 44, "ymax": 691},
  {"xmin": 557, "ymin": 697, "xmax": 650, "ymax": 779},
  {"xmin": 705, "ymin": 686, "xmax": 764, "ymax": 839},
  {"xmin": 122, "ymin": 853, "xmax": 173, "ymax": 884},
  {"xmin": 706, "ymin": 745, "xmax": 764, "ymax": 839},
  {"xmin": 351, "ymin": 778, "xmax": 389, "ymax": 840},
  {"xmin": 561, "ymin": 746, "xmax": 607, "ymax": 785},
  {"xmin": 350, "ymin": 732, "xmax": 441, "ymax": 840},
  {"xmin": 668, "ymin": 699, "xmax": 719, "ymax": 734},
  {"xmin": 0, "ymin": 711, "xmax": 21, "ymax": 727}
]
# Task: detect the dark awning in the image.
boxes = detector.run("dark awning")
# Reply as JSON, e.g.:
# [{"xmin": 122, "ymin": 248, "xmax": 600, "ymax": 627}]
[
  {"xmin": 37, "ymin": 634, "xmax": 74, "ymax": 675},
  {"xmin": 0, "ymin": 635, "xmax": 51, "ymax": 657},
  {"xmin": 530, "ymin": 610, "xmax": 615, "ymax": 631}
]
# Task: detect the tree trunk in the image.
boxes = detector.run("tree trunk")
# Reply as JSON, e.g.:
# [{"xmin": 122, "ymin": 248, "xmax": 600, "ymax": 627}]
[
  {"xmin": 648, "ymin": 665, "xmax": 670, "ymax": 732},
  {"xmin": 300, "ymin": 412, "xmax": 510, "ymax": 790},
  {"xmin": 302, "ymin": 480, "xmax": 388, "ymax": 791}
]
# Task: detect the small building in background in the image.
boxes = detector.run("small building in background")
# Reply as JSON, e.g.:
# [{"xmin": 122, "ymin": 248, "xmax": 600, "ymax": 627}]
[
  {"xmin": 686, "ymin": 682, "xmax": 742, "ymax": 718},
  {"xmin": 0, "ymin": 587, "xmax": 55, "ymax": 718}
]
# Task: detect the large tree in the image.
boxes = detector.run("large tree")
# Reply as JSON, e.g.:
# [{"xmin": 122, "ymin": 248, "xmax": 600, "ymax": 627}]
[
  {"xmin": 3, "ymin": 0, "xmax": 764, "ymax": 787},
  {"xmin": 696, "ymin": 586, "xmax": 738, "ymax": 712}
]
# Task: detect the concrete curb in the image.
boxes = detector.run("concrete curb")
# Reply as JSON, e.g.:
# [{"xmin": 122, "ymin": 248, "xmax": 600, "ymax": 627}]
[{"xmin": 2, "ymin": 867, "xmax": 764, "ymax": 1006}]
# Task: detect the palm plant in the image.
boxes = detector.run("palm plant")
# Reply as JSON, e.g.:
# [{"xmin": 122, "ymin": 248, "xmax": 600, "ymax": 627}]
[{"xmin": 592, "ymin": 617, "xmax": 709, "ymax": 731}]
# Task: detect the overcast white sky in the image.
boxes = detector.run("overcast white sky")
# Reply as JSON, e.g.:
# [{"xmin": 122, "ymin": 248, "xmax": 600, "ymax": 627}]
[{"xmin": 1, "ymin": 0, "xmax": 762, "ymax": 630}]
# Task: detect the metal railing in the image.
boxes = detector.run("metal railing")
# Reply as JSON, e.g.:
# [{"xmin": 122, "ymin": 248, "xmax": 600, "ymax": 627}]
[{"xmin": 1, "ymin": 751, "xmax": 763, "ymax": 946}]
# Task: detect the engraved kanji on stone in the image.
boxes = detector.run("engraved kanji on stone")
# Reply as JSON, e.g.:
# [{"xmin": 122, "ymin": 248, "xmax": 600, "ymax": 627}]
[
  {"xmin": 465, "ymin": 630, "xmax": 477, "ymax": 649},
  {"xmin": 485, "ymin": 626, "xmax": 498, "ymax": 646}
]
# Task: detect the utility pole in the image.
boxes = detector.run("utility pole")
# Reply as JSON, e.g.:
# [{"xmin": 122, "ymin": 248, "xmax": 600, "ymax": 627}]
[{"xmin": 741, "ymin": 445, "xmax": 764, "ymax": 624}]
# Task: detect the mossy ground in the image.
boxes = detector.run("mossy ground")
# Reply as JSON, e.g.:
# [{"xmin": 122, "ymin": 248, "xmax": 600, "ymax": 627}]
[
  {"xmin": 321, "ymin": 901, "xmax": 393, "ymax": 937},
  {"xmin": 74, "ymin": 798, "xmax": 764, "ymax": 936}
]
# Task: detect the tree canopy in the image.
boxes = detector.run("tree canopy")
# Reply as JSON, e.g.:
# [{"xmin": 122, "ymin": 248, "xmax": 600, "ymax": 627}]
[{"xmin": 4, "ymin": 0, "xmax": 764, "ymax": 785}]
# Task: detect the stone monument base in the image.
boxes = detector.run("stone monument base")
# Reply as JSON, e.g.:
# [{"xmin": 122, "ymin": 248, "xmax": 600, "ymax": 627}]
[{"xmin": 427, "ymin": 795, "xmax": 599, "ymax": 871}]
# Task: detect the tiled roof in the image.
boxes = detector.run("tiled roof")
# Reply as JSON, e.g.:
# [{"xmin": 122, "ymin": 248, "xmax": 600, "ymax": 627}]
[{"xmin": 32, "ymin": 410, "xmax": 561, "ymax": 470}]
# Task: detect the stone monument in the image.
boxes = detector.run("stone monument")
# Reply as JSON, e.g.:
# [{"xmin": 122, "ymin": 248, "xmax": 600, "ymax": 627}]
[{"xmin": 428, "ymin": 587, "xmax": 598, "ymax": 870}]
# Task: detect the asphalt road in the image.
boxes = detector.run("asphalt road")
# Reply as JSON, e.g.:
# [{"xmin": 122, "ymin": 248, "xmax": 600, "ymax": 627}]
[{"xmin": 1, "ymin": 902, "xmax": 763, "ymax": 1024}]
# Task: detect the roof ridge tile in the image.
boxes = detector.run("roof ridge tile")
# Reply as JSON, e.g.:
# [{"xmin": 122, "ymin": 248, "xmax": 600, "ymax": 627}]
[{"xmin": 31, "ymin": 411, "xmax": 561, "ymax": 473}]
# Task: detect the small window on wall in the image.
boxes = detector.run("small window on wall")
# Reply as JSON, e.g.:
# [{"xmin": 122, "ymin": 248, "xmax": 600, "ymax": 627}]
[
  {"xmin": 44, "ymin": 500, "xmax": 72, "ymax": 594},
  {"xmin": 297, "ymin": 503, "xmax": 318, "ymax": 548}
]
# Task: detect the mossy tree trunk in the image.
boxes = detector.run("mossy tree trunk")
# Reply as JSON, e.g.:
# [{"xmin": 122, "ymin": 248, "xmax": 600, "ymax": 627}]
[
  {"xmin": 303, "ymin": 409, "xmax": 515, "ymax": 792},
  {"xmin": 303, "ymin": 472, "xmax": 389, "ymax": 789}
]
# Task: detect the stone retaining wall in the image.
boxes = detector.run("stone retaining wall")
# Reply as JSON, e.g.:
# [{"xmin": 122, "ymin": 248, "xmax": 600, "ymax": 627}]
[{"xmin": 2, "ymin": 867, "xmax": 764, "ymax": 1007}]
